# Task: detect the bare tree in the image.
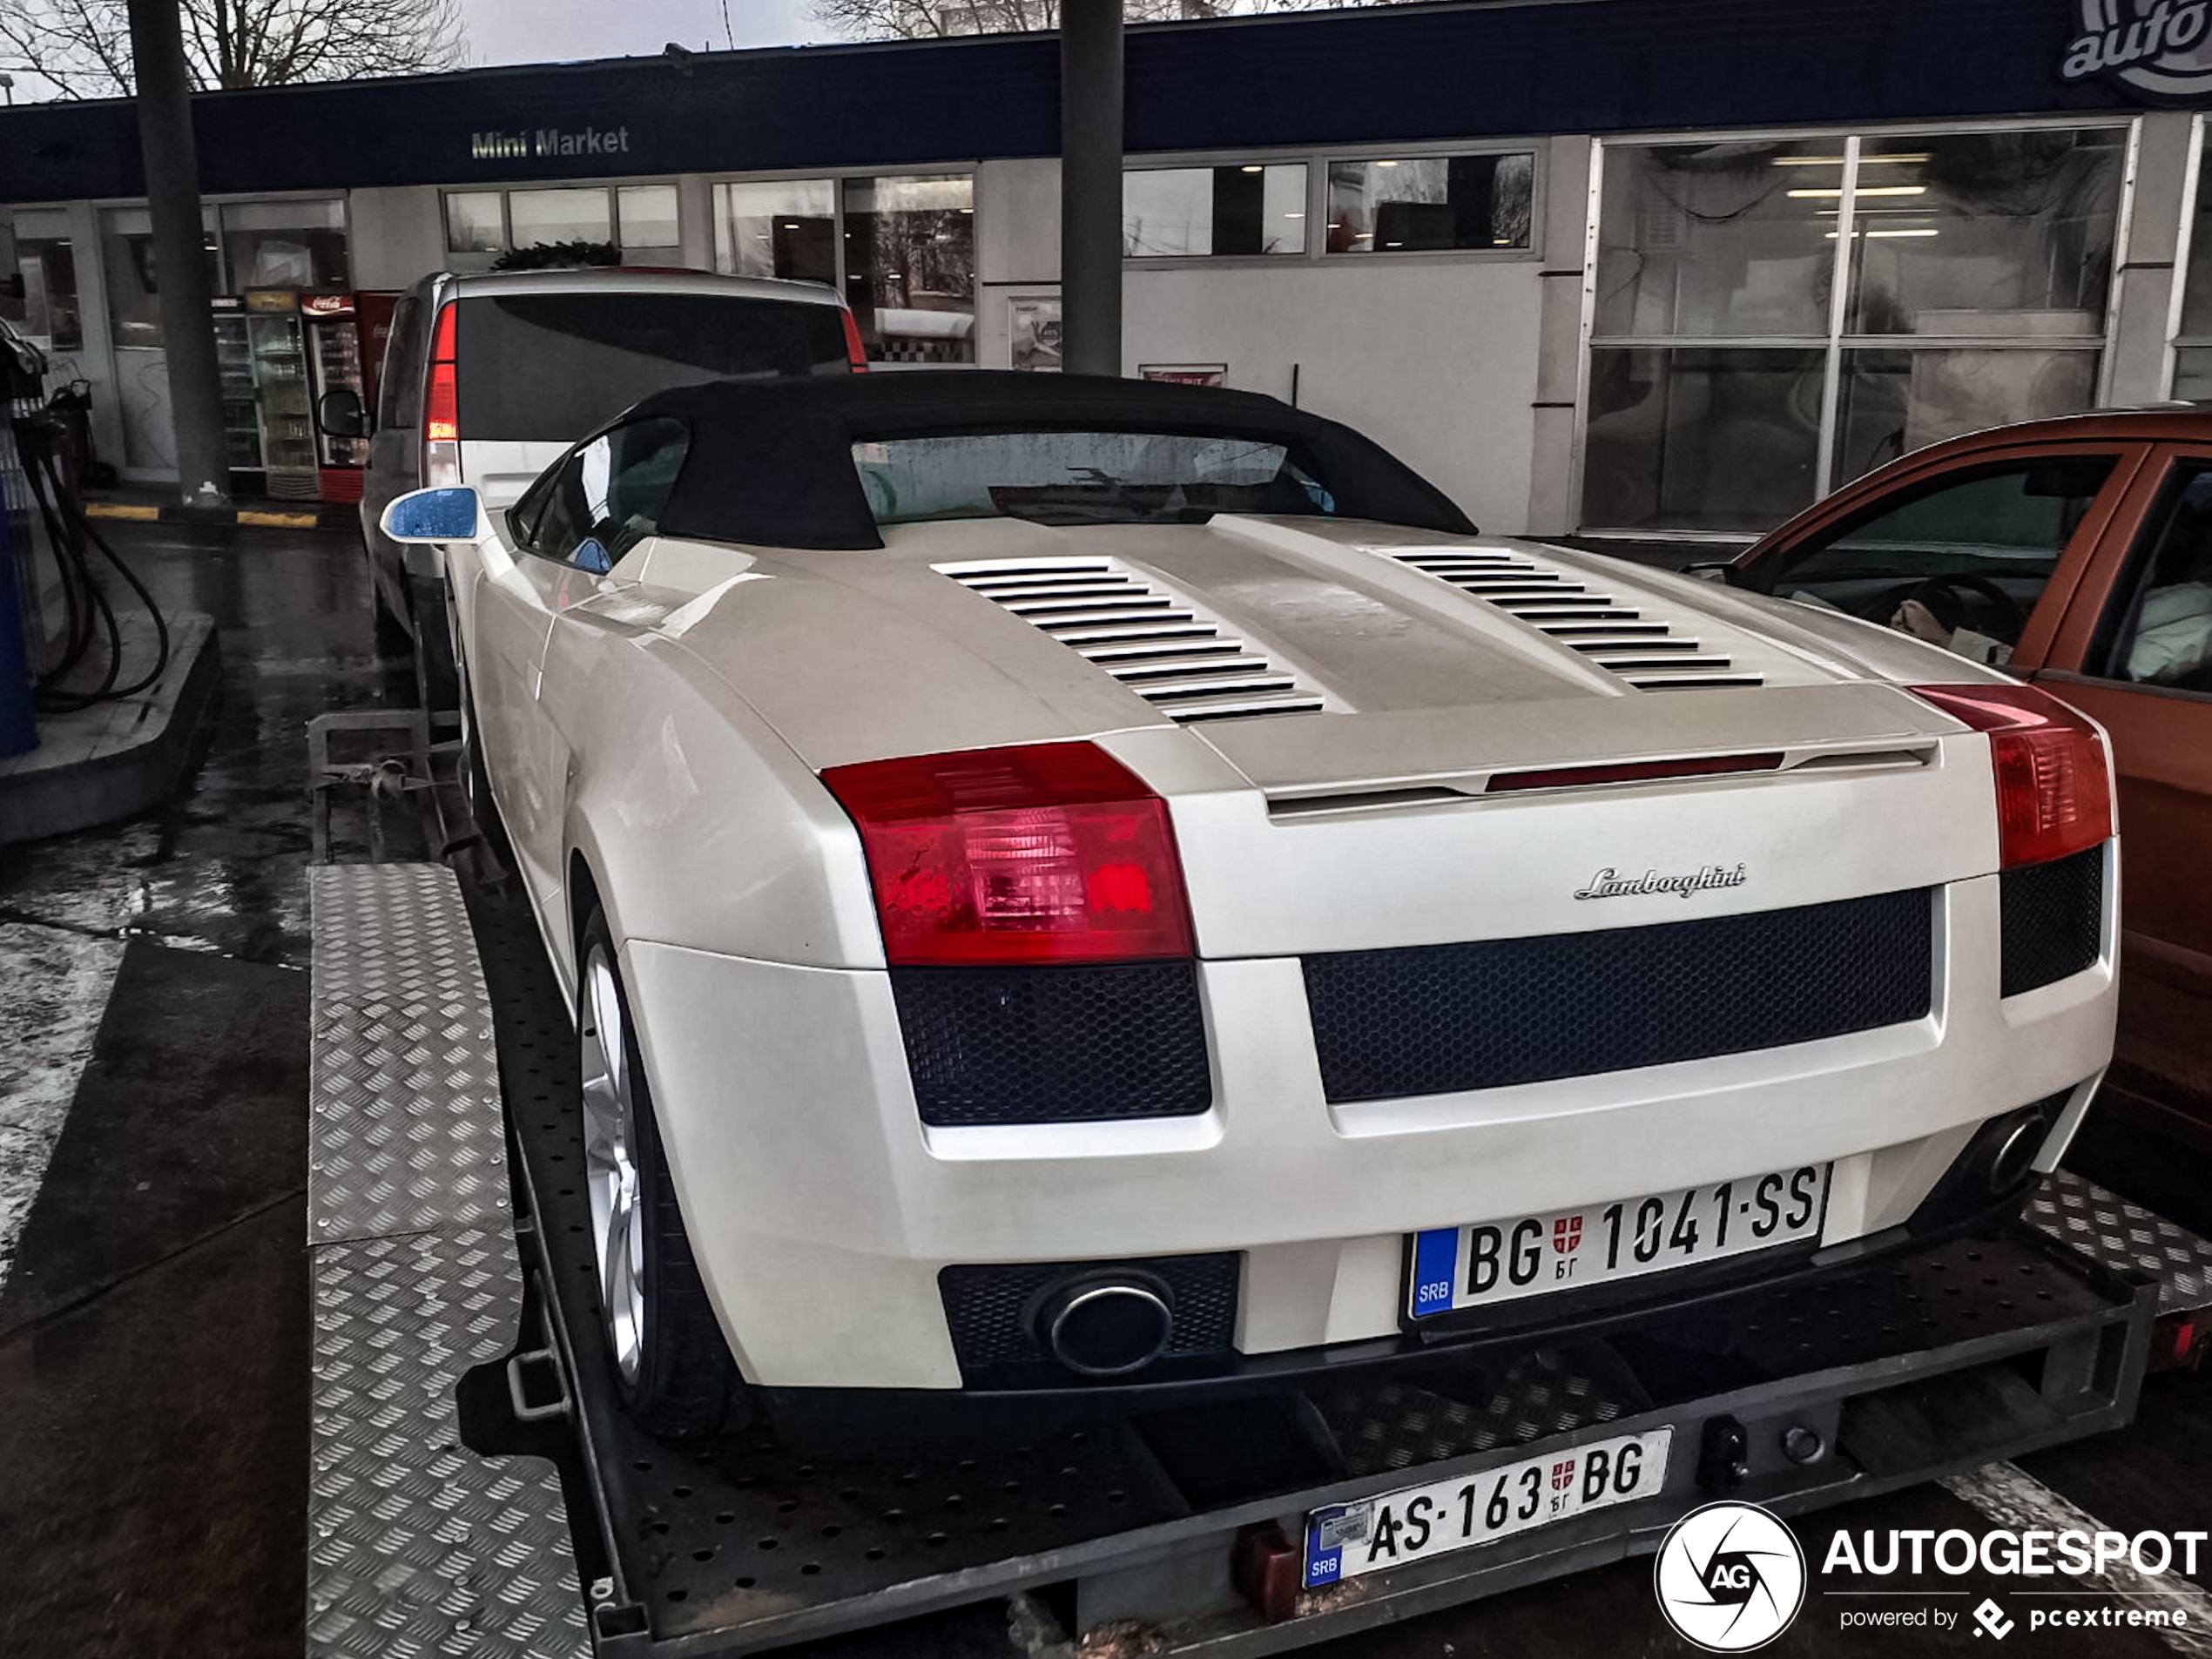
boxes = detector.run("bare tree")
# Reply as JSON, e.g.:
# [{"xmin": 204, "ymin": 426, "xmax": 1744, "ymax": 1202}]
[
  {"xmin": 806, "ymin": 0, "xmax": 1408, "ymax": 37},
  {"xmin": 0, "ymin": 0, "xmax": 465, "ymax": 98}
]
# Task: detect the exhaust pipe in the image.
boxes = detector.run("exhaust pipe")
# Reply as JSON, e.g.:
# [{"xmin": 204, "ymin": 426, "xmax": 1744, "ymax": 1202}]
[{"xmin": 1035, "ymin": 1274, "xmax": 1176, "ymax": 1377}]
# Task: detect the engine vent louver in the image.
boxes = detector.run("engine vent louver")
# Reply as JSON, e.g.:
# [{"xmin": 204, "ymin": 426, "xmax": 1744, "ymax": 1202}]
[
  {"xmin": 941, "ymin": 558, "xmax": 1325, "ymax": 724},
  {"xmin": 1390, "ymin": 550, "xmax": 1763, "ymax": 691}
]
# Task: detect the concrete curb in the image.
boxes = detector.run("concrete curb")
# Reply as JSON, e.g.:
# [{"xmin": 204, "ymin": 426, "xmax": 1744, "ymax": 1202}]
[
  {"xmin": 84, "ymin": 500, "xmax": 354, "ymax": 531},
  {"xmin": 0, "ymin": 614, "xmax": 222, "ymax": 845}
]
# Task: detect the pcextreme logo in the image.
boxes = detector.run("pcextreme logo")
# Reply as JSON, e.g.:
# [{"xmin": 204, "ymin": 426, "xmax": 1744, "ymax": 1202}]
[{"xmin": 1654, "ymin": 1501, "xmax": 1808, "ymax": 1652}]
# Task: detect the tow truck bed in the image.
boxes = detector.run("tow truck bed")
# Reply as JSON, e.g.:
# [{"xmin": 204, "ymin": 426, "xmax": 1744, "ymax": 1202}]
[{"xmin": 304, "ymin": 859, "xmax": 2212, "ymax": 1659}]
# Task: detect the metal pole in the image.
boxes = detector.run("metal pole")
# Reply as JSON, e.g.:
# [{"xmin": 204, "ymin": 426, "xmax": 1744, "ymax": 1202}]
[
  {"xmin": 0, "ymin": 345, "xmax": 37, "ymax": 754},
  {"xmin": 127, "ymin": 0, "xmax": 232, "ymax": 510},
  {"xmin": 1060, "ymin": 0, "xmax": 1123, "ymax": 378}
]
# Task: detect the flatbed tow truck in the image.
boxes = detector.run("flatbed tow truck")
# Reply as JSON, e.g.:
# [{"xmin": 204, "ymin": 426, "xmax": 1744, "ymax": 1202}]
[{"xmin": 299, "ymin": 720, "xmax": 2212, "ymax": 1659}]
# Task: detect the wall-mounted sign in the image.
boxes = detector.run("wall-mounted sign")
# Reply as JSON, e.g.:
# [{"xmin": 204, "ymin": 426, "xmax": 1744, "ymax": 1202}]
[
  {"xmin": 1008, "ymin": 298, "xmax": 1061, "ymax": 372},
  {"xmin": 1139, "ymin": 364, "xmax": 1227, "ymax": 387},
  {"xmin": 2061, "ymin": 0, "xmax": 2212, "ymax": 102},
  {"xmin": 470, "ymin": 126, "xmax": 633, "ymax": 163}
]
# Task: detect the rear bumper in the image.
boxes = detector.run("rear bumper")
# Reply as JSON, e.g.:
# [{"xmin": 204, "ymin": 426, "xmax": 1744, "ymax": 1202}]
[{"xmin": 623, "ymin": 857, "xmax": 2116, "ymax": 1391}]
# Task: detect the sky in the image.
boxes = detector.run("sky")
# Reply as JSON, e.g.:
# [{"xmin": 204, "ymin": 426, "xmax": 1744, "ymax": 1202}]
[{"xmin": 456, "ymin": 0, "xmax": 846, "ymax": 69}]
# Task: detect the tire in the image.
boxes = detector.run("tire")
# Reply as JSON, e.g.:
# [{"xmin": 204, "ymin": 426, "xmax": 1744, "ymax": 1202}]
[{"xmin": 577, "ymin": 908, "xmax": 746, "ymax": 1438}]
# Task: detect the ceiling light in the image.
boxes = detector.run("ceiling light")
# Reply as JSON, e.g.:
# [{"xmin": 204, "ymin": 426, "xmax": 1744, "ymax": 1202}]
[
  {"xmin": 1775, "ymin": 152, "xmax": 1932, "ymax": 166},
  {"xmin": 1788, "ymin": 185, "xmax": 1928, "ymax": 199}
]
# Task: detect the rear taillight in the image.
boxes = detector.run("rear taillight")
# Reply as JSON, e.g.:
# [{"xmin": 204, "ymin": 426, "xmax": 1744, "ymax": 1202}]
[
  {"xmin": 840, "ymin": 307, "xmax": 869, "ymax": 373},
  {"xmin": 821, "ymin": 743, "xmax": 1193, "ymax": 966},
  {"xmin": 1910, "ymin": 684, "xmax": 2113, "ymax": 869},
  {"xmin": 424, "ymin": 302, "xmax": 459, "ymax": 442}
]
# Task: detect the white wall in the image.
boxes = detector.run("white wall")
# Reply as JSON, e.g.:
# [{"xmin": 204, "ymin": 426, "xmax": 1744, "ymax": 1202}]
[
  {"xmin": 973, "ymin": 155, "xmax": 1546, "ymax": 533},
  {"xmin": 347, "ymin": 185, "xmax": 445, "ymax": 292},
  {"xmin": 1122, "ymin": 259, "xmax": 1544, "ymax": 535}
]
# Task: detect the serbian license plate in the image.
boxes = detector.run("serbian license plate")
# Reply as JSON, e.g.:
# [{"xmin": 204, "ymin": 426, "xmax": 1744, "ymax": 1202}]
[
  {"xmin": 1408, "ymin": 1163, "xmax": 1832, "ymax": 1318},
  {"xmin": 1303, "ymin": 1428, "xmax": 1673, "ymax": 1588}
]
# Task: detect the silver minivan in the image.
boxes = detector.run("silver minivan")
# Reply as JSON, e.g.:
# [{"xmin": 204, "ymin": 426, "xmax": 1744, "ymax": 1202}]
[{"xmin": 321, "ymin": 267, "xmax": 859, "ymax": 703}]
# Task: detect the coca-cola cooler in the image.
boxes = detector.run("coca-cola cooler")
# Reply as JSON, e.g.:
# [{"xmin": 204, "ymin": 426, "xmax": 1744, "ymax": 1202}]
[{"xmin": 300, "ymin": 292, "xmax": 369, "ymax": 502}]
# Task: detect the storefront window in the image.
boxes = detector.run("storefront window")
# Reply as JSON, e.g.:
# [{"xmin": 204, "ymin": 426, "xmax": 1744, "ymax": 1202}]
[
  {"xmin": 99, "ymin": 206, "xmax": 219, "ymax": 349},
  {"xmin": 617, "ymin": 185, "xmax": 680, "ymax": 251},
  {"xmin": 1588, "ymin": 125, "xmax": 2126, "ymax": 534},
  {"xmin": 843, "ymin": 174, "xmax": 974, "ymax": 364},
  {"xmin": 219, "ymin": 198, "xmax": 348, "ymax": 291},
  {"xmin": 509, "ymin": 186, "xmax": 613, "ymax": 250},
  {"xmin": 1843, "ymin": 132, "xmax": 2121, "ymax": 334},
  {"xmin": 1584, "ymin": 347, "xmax": 1826, "ymax": 533},
  {"xmin": 1123, "ymin": 165, "xmax": 1306, "ymax": 258},
  {"xmin": 1595, "ymin": 141, "xmax": 1838, "ymax": 339},
  {"xmin": 1325, "ymin": 153, "xmax": 1534, "ymax": 253},
  {"xmin": 445, "ymin": 192, "xmax": 505, "ymax": 253},
  {"xmin": 12, "ymin": 226, "xmax": 82, "ymax": 349},
  {"xmin": 712, "ymin": 179, "xmax": 837, "ymax": 284},
  {"xmin": 1834, "ymin": 347, "xmax": 2101, "ymax": 479}
]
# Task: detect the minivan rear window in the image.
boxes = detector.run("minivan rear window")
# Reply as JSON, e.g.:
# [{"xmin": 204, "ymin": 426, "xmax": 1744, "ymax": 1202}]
[{"xmin": 453, "ymin": 292, "xmax": 849, "ymax": 442}]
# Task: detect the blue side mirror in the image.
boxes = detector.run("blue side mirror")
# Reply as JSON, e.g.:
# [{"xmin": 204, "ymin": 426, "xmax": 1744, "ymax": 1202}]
[{"xmin": 381, "ymin": 487, "xmax": 481, "ymax": 543}]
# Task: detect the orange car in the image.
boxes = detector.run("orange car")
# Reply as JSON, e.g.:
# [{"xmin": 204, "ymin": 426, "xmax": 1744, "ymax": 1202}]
[{"xmin": 1730, "ymin": 410, "xmax": 2212, "ymax": 1149}]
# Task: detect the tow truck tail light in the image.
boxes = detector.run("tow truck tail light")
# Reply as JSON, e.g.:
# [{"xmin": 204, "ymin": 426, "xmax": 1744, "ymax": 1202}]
[
  {"xmin": 424, "ymin": 303, "xmax": 460, "ymax": 442},
  {"xmin": 841, "ymin": 307, "xmax": 870, "ymax": 373},
  {"xmin": 822, "ymin": 743, "xmax": 1193, "ymax": 965},
  {"xmin": 1910, "ymin": 684, "xmax": 2113, "ymax": 869}
]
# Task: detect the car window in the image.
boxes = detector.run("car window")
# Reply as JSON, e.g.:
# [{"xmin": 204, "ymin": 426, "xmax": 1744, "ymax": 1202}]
[
  {"xmin": 2087, "ymin": 460, "xmax": 2212, "ymax": 692},
  {"xmin": 453, "ymin": 292, "xmax": 849, "ymax": 442},
  {"xmin": 379, "ymin": 290, "xmax": 428, "ymax": 428},
  {"xmin": 1757, "ymin": 455, "xmax": 2118, "ymax": 661},
  {"xmin": 517, "ymin": 417, "xmax": 691, "ymax": 573},
  {"xmin": 850, "ymin": 430, "xmax": 1338, "ymax": 528}
]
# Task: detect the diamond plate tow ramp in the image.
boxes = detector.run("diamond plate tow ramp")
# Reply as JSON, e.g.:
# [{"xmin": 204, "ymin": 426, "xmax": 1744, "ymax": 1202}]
[{"xmin": 307, "ymin": 863, "xmax": 587, "ymax": 1659}]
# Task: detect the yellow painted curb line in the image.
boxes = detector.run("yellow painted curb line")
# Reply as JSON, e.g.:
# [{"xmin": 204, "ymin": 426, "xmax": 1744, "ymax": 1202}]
[
  {"xmin": 84, "ymin": 502, "xmax": 160, "ymax": 521},
  {"xmin": 237, "ymin": 510, "xmax": 320, "ymax": 528}
]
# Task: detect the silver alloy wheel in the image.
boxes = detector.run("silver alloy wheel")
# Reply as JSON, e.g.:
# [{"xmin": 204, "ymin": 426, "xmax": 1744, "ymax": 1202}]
[{"xmin": 580, "ymin": 945, "xmax": 647, "ymax": 1385}]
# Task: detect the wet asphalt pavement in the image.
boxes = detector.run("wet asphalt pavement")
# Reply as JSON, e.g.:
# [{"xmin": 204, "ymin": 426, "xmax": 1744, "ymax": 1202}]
[
  {"xmin": 0, "ymin": 517, "xmax": 397, "ymax": 1659},
  {"xmin": 2, "ymin": 518, "xmax": 2211, "ymax": 1659}
]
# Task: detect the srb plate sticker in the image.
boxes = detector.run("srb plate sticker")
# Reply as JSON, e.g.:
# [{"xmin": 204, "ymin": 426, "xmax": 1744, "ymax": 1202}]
[{"xmin": 1302, "ymin": 1428, "xmax": 1673, "ymax": 1588}]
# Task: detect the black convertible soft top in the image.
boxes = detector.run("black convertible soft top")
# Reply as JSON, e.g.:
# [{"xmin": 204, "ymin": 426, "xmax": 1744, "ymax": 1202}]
[{"xmin": 624, "ymin": 370, "xmax": 1476, "ymax": 549}]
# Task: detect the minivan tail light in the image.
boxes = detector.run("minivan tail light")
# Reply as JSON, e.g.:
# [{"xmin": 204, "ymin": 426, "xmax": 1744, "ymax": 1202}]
[
  {"xmin": 822, "ymin": 743, "xmax": 1194, "ymax": 965},
  {"xmin": 841, "ymin": 307, "xmax": 869, "ymax": 373},
  {"xmin": 424, "ymin": 302, "xmax": 460, "ymax": 442},
  {"xmin": 1909, "ymin": 684, "xmax": 2113, "ymax": 868}
]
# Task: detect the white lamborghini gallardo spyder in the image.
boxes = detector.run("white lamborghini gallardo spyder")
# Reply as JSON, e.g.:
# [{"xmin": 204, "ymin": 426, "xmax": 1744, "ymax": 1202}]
[{"xmin": 381, "ymin": 371, "xmax": 2117, "ymax": 1437}]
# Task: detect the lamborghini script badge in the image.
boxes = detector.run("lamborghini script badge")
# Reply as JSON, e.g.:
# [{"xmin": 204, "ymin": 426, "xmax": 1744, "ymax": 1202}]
[{"xmin": 1574, "ymin": 864, "xmax": 1747, "ymax": 901}]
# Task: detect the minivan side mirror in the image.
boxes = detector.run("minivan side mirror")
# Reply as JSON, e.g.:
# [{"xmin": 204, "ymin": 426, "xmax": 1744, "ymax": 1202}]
[
  {"xmin": 317, "ymin": 388, "xmax": 372, "ymax": 439},
  {"xmin": 381, "ymin": 486, "xmax": 481, "ymax": 543}
]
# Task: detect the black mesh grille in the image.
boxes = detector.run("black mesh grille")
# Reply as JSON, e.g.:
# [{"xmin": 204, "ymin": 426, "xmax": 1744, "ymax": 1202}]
[
  {"xmin": 2000, "ymin": 847, "xmax": 2104, "ymax": 997},
  {"xmin": 1304, "ymin": 888, "xmax": 1933, "ymax": 1103},
  {"xmin": 940, "ymin": 1254, "xmax": 1240, "ymax": 1371},
  {"xmin": 892, "ymin": 961, "xmax": 1211, "ymax": 1126}
]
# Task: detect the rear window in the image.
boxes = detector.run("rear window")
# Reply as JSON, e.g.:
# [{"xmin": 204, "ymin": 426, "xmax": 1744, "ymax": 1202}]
[
  {"xmin": 453, "ymin": 292, "xmax": 849, "ymax": 442},
  {"xmin": 851, "ymin": 430, "xmax": 1339, "ymax": 528}
]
